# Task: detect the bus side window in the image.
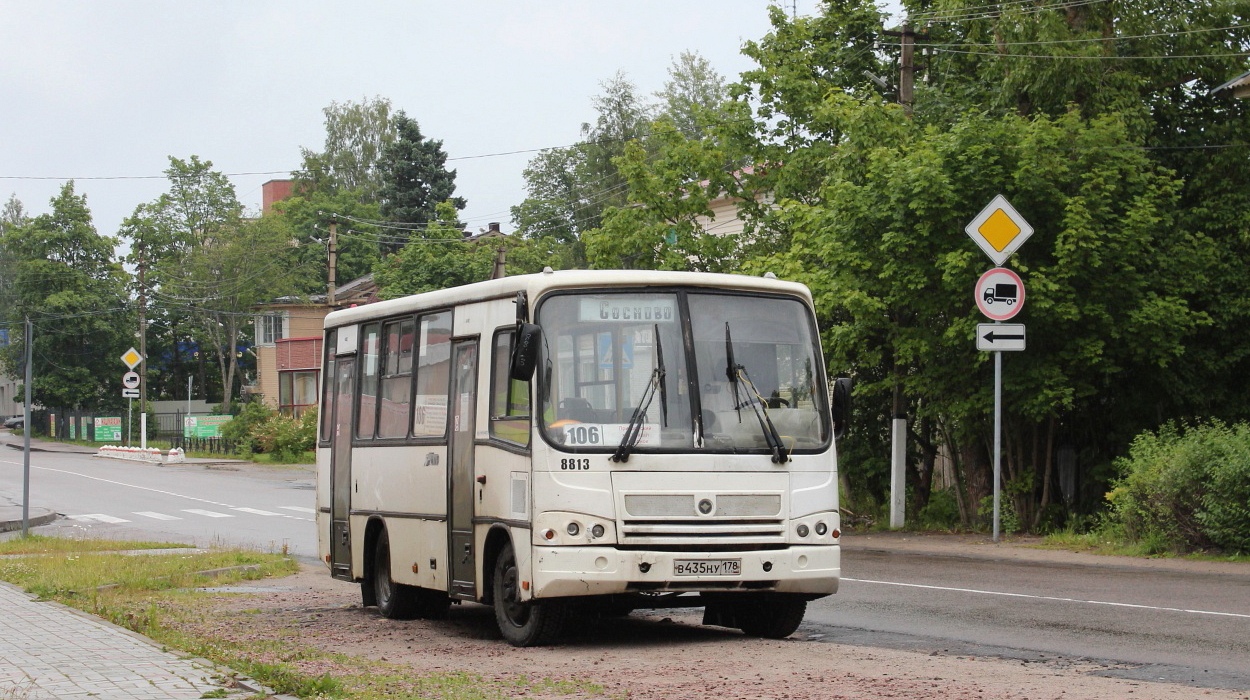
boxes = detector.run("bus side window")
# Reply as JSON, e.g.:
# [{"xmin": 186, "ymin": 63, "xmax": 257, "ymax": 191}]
[
  {"xmin": 490, "ymin": 329, "xmax": 531, "ymax": 447},
  {"xmin": 357, "ymin": 323, "xmax": 381, "ymax": 439},
  {"xmin": 377, "ymin": 318, "xmax": 414, "ymax": 438},
  {"xmin": 413, "ymin": 311, "xmax": 452, "ymax": 438}
]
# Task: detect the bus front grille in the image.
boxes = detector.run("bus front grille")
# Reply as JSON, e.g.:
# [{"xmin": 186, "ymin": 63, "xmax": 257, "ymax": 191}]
[{"xmin": 618, "ymin": 518, "xmax": 786, "ymax": 544}]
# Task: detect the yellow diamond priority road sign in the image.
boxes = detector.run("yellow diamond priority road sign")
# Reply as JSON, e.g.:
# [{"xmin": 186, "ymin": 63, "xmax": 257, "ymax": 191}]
[
  {"xmin": 965, "ymin": 194, "xmax": 1033, "ymax": 266},
  {"xmin": 121, "ymin": 347, "xmax": 144, "ymax": 369}
]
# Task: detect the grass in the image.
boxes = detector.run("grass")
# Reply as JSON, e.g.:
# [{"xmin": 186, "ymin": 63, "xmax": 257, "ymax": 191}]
[
  {"xmin": 0, "ymin": 534, "xmax": 194, "ymax": 556},
  {"xmin": 1038, "ymin": 528, "xmax": 1250, "ymax": 562},
  {"xmin": 0, "ymin": 535, "xmax": 610, "ymax": 700}
]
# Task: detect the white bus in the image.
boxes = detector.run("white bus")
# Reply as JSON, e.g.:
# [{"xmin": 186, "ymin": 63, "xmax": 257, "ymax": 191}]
[{"xmin": 316, "ymin": 269, "xmax": 851, "ymax": 646}]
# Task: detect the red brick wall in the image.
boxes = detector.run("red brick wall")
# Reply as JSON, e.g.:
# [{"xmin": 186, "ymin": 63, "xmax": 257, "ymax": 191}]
[
  {"xmin": 276, "ymin": 337, "xmax": 322, "ymax": 370},
  {"xmin": 262, "ymin": 179, "xmax": 294, "ymax": 215}
]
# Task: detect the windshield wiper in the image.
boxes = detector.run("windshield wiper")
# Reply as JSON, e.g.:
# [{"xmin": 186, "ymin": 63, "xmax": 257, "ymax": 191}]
[
  {"xmin": 612, "ymin": 328, "xmax": 666, "ymax": 463},
  {"xmin": 725, "ymin": 322, "xmax": 789, "ymax": 464}
]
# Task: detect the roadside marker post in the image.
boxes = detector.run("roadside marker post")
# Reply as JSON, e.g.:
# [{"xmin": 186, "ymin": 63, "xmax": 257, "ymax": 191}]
[{"xmin": 966, "ymin": 195, "xmax": 1032, "ymax": 543}]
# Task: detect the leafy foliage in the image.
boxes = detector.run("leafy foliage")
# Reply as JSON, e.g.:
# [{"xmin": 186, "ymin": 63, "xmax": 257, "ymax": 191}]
[
  {"xmin": 296, "ymin": 96, "xmax": 396, "ymax": 200},
  {"xmin": 373, "ymin": 202, "xmax": 495, "ymax": 298},
  {"xmin": 127, "ymin": 157, "xmax": 302, "ymax": 411},
  {"xmin": 1107, "ymin": 421, "xmax": 1250, "ymax": 554},
  {"xmin": 377, "ymin": 111, "xmax": 465, "ymax": 235},
  {"xmin": 0, "ymin": 183, "xmax": 132, "ymax": 413}
]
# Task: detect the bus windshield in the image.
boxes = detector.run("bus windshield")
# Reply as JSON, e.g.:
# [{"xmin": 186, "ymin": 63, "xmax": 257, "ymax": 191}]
[{"xmin": 537, "ymin": 290, "xmax": 829, "ymax": 454}]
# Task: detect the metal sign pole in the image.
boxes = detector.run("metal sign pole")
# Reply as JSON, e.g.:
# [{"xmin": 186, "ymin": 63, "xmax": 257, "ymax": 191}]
[
  {"xmin": 993, "ymin": 344, "xmax": 1002, "ymax": 542},
  {"xmin": 22, "ymin": 317, "xmax": 32, "ymax": 537}
]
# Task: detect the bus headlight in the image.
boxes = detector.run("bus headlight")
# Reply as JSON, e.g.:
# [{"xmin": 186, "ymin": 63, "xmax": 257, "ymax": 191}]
[
  {"xmin": 796, "ymin": 524, "xmax": 810, "ymax": 538},
  {"xmin": 590, "ymin": 523, "xmax": 605, "ymax": 538},
  {"xmin": 566, "ymin": 522, "xmax": 581, "ymax": 537},
  {"xmin": 815, "ymin": 521, "xmax": 828, "ymax": 536}
]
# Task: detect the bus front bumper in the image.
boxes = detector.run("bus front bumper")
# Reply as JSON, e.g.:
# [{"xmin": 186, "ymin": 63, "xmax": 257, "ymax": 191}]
[{"xmin": 530, "ymin": 544, "xmax": 839, "ymax": 599}]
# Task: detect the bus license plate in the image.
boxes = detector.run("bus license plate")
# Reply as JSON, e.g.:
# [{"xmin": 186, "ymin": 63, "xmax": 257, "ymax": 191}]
[{"xmin": 673, "ymin": 559, "xmax": 741, "ymax": 576}]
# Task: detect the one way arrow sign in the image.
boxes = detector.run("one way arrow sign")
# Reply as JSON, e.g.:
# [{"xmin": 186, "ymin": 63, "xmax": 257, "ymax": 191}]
[{"xmin": 977, "ymin": 323, "xmax": 1026, "ymax": 352}]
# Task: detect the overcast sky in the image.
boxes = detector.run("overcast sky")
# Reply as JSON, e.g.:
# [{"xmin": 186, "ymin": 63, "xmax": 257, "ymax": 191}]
[{"xmin": 2, "ymin": 2, "xmax": 899, "ymax": 241}]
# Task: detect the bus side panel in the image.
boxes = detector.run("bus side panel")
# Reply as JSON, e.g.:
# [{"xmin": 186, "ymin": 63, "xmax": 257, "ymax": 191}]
[
  {"xmin": 472, "ymin": 445, "xmax": 532, "ymax": 598},
  {"xmin": 386, "ymin": 518, "xmax": 450, "ymax": 591},
  {"xmin": 315, "ymin": 446, "xmax": 332, "ymax": 567},
  {"xmin": 350, "ymin": 444, "xmax": 450, "ymax": 589}
]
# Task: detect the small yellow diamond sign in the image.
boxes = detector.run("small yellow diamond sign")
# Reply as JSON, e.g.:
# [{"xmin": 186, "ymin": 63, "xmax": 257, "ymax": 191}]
[
  {"xmin": 121, "ymin": 347, "xmax": 144, "ymax": 369},
  {"xmin": 966, "ymin": 194, "xmax": 1033, "ymax": 265}
]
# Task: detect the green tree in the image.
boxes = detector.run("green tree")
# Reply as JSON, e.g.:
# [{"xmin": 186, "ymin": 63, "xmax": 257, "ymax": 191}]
[
  {"xmin": 131, "ymin": 157, "xmax": 301, "ymax": 412},
  {"xmin": 296, "ymin": 96, "xmax": 397, "ymax": 200},
  {"xmin": 377, "ymin": 111, "xmax": 465, "ymax": 235},
  {"xmin": 373, "ymin": 201, "xmax": 495, "ymax": 298},
  {"xmin": 512, "ymin": 72, "xmax": 655, "ymax": 268},
  {"xmin": 584, "ymin": 120, "xmax": 740, "ymax": 272},
  {"xmin": 656, "ymin": 50, "xmax": 729, "ymax": 139},
  {"xmin": 270, "ymin": 189, "xmax": 386, "ymax": 296},
  {"xmin": 711, "ymin": 0, "xmax": 1250, "ymax": 527},
  {"xmin": 0, "ymin": 183, "xmax": 132, "ymax": 415}
]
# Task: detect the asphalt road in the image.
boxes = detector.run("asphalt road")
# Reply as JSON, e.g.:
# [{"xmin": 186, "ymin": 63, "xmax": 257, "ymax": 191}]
[
  {"xmin": 811, "ymin": 543, "xmax": 1250, "ymax": 690},
  {"xmin": 0, "ymin": 444, "xmax": 318, "ymax": 560}
]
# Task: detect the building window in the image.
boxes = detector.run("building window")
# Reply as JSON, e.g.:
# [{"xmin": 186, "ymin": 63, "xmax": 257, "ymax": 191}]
[
  {"xmin": 280, "ymin": 370, "xmax": 319, "ymax": 417},
  {"xmin": 256, "ymin": 312, "xmax": 288, "ymax": 346}
]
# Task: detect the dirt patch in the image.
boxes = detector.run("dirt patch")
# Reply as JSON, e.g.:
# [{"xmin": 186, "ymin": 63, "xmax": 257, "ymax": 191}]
[{"xmin": 188, "ymin": 564, "xmax": 1248, "ymax": 700}]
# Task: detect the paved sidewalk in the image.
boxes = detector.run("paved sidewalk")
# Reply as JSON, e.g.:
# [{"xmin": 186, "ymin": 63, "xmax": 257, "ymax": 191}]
[
  {"xmin": 0, "ymin": 433, "xmax": 278, "ymax": 699},
  {"xmin": 0, "ymin": 581, "xmax": 255, "ymax": 699}
]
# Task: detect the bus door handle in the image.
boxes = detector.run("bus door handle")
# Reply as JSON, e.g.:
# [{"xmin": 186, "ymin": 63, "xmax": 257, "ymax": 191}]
[{"xmin": 462, "ymin": 543, "xmax": 472, "ymax": 564}]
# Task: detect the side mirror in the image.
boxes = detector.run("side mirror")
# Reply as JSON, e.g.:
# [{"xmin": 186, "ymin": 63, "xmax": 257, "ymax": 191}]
[
  {"xmin": 510, "ymin": 323, "xmax": 541, "ymax": 381},
  {"xmin": 831, "ymin": 377, "xmax": 852, "ymax": 440}
]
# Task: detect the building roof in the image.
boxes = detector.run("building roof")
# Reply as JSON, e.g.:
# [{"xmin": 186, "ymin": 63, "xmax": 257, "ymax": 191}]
[{"xmin": 1210, "ymin": 69, "xmax": 1250, "ymax": 97}]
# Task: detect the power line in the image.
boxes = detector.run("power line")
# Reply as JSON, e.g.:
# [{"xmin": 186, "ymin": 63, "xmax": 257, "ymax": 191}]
[
  {"xmin": 889, "ymin": 23, "xmax": 1250, "ymax": 49},
  {"xmin": 931, "ymin": 47, "xmax": 1250, "ymax": 60}
]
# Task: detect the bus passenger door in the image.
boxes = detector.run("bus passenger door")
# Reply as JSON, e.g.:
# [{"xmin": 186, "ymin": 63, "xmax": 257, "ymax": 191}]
[
  {"xmin": 329, "ymin": 355, "xmax": 355, "ymax": 581},
  {"xmin": 448, "ymin": 339, "xmax": 479, "ymax": 599}
]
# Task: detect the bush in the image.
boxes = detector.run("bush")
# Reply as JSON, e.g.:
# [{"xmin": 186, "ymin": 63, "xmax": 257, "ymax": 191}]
[
  {"xmin": 1106, "ymin": 421, "xmax": 1250, "ymax": 554},
  {"xmin": 917, "ymin": 489, "xmax": 960, "ymax": 530},
  {"xmin": 254, "ymin": 408, "xmax": 318, "ymax": 463},
  {"xmin": 220, "ymin": 401, "xmax": 276, "ymax": 456}
]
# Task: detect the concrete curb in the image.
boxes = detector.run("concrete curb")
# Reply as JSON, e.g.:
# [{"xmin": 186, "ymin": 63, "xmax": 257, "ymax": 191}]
[{"xmin": 0, "ymin": 509, "xmax": 57, "ymax": 534}]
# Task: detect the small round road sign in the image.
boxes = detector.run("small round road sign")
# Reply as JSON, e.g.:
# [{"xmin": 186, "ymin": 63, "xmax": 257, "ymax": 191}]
[
  {"xmin": 122, "ymin": 371, "xmax": 141, "ymax": 389},
  {"xmin": 976, "ymin": 268, "xmax": 1025, "ymax": 321}
]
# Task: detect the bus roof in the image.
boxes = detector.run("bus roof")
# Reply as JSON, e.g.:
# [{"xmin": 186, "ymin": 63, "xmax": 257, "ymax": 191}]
[{"xmin": 323, "ymin": 269, "xmax": 814, "ymax": 329}]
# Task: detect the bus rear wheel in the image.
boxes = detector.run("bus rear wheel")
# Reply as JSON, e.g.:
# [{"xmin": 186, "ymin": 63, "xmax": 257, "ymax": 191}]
[
  {"xmin": 373, "ymin": 529, "xmax": 419, "ymax": 620},
  {"xmin": 492, "ymin": 542, "xmax": 568, "ymax": 646}
]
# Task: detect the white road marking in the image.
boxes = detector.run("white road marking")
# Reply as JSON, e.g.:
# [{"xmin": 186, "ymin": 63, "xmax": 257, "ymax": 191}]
[
  {"xmin": 843, "ymin": 577, "xmax": 1250, "ymax": 620},
  {"xmin": 279, "ymin": 506, "xmax": 315, "ymax": 513},
  {"xmin": 8, "ymin": 464, "xmax": 237, "ymax": 509},
  {"xmin": 182, "ymin": 509, "xmax": 233, "ymax": 518},
  {"xmin": 232, "ymin": 507, "xmax": 281, "ymax": 516},
  {"xmin": 66, "ymin": 514, "xmax": 130, "ymax": 524},
  {"xmin": 132, "ymin": 511, "xmax": 181, "ymax": 521}
]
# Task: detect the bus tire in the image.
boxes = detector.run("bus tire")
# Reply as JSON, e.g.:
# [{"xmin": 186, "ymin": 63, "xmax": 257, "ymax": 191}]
[
  {"xmin": 373, "ymin": 528, "xmax": 418, "ymax": 620},
  {"xmin": 738, "ymin": 594, "xmax": 807, "ymax": 639},
  {"xmin": 493, "ymin": 542, "xmax": 568, "ymax": 646}
]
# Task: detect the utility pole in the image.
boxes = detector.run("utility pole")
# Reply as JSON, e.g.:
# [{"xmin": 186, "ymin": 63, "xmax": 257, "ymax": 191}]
[
  {"xmin": 883, "ymin": 20, "xmax": 918, "ymax": 529},
  {"xmin": 900, "ymin": 23, "xmax": 915, "ymax": 116},
  {"xmin": 327, "ymin": 217, "xmax": 338, "ymax": 307}
]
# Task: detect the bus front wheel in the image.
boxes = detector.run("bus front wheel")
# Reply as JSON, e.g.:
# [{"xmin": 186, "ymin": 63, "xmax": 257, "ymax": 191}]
[
  {"xmin": 492, "ymin": 542, "xmax": 568, "ymax": 646},
  {"xmin": 738, "ymin": 594, "xmax": 807, "ymax": 639}
]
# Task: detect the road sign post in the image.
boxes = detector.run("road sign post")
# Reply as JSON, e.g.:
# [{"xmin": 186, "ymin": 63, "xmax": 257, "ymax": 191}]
[{"xmin": 967, "ymin": 195, "xmax": 1032, "ymax": 543}]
